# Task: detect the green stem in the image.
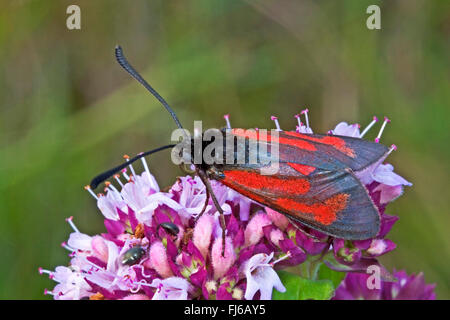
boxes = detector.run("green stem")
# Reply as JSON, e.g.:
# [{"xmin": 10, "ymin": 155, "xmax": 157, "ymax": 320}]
[
  {"xmin": 301, "ymin": 251, "xmax": 333, "ymax": 280},
  {"xmin": 309, "ymin": 260, "xmax": 322, "ymax": 280},
  {"xmin": 299, "ymin": 261, "xmax": 311, "ymax": 278}
]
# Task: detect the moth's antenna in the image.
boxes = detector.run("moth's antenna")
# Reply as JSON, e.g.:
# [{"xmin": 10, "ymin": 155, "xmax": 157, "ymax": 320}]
[
  {"xmin": 89, "ymin": 144, "xmax": 175, "ymax": 189},
  {"xmin": 115, "ymin": 45, "xmax": 184, "ymax": 130}
]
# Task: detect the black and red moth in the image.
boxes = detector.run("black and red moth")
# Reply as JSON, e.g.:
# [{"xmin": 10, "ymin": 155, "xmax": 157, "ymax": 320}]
[{"xmin": 90, "ymin": 46, "xmax": 389, "ymax": 243}]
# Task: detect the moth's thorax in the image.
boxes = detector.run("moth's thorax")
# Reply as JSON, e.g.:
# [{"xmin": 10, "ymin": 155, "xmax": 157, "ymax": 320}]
[{"xmin": 178, "ymin": 129, "xmax": 277, "ymax": 173}]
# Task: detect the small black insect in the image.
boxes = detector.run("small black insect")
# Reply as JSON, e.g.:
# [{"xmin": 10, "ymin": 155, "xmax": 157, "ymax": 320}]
[
  {"xmin": 157, "ymin": 222, "xmax": 180, "ymax": 237},
  {"xmin": 121, "ymin": 246, "xmax": 146, "ymax": 265}
]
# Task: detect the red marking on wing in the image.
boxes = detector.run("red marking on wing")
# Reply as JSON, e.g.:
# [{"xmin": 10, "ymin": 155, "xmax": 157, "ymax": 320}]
[
  {"xmin": 231, "ymin": 129, "xmax": 317, "ymax": 152},
  {"xmin": 278, "ymin": 137, "xmax": 317, "ymax": 152},
  {"xmin": 223, "ymin": 170, "xmax": 310, "ymax": 195},
  {"xmin": 275, "ymin": 193, "xmax": 349, "ymax": 225},
  {"xmin": 284, "ymin": 131, "xmax": 355, "ymax": 157},
  {"xmin": 287, "ymin": 162, "xmax": 316, "ymax": 176}
]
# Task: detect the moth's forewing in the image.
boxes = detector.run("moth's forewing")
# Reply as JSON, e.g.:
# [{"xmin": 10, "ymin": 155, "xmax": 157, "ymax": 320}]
[
  {"xmin": 227, "ymin": 129, "xmax": 390, "ymax": 172},
  {"xmin": 281, "ymin": 131, "xmax": 390, "ymax": 173},
  {"xmin": 207, "ymin": 129, "xmax": 385, "ymax": 240}
]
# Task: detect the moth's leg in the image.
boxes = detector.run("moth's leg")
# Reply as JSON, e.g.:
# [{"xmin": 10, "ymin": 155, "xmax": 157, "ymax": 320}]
[
  {"xmin": 194, "ymin": 184, "xmax": 210, "ymax": 222},
  {"xmin": 196, "ymin": 168, "xmax": 227, "ymax": 256},
  {"xmin": 179, "ymin": 163, "xmax": 210, "ymax": 221}
]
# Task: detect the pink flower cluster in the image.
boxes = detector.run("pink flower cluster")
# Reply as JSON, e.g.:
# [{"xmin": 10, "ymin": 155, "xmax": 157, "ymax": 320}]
[
  {"xmin": 40, "ymin": 111, "xmax": 415, "ymax": 300},
  {"xmin": 333, "ymin": 270, "xmax": 436, "ymax": 300},
  {"xmin": 40, "ymin": 172, "xmax": 291, "ymax": 300}
]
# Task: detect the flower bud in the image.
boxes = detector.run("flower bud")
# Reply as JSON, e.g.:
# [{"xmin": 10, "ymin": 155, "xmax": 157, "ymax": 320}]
[
  {"xmin": 91, "ymin": 236, "xmax": 108, "ymax": 263},
  {"xmin": 211, "ymin": 237, "xmax": 236, "ymax": 280},
  {"xmin": 269, "ymin": 229, "xmax": 284, "ymax": 247},
  {"xmin": 244, "ymin": 212, "xmax": 272, "ymax": 246},
  {"xmin": 265, "ymin": 207, "xmax": 289, "ymax": 230},
  {"xmin": 149, "ymin": 241, "xmax": 173, "ymax": 278},
  {"xmin": 193, "ymin": 214, "xmax": 214, "ymax": 259},
  {"xmin": 366, "ymin": 239, "xmax": 396, "ymax": 256}
]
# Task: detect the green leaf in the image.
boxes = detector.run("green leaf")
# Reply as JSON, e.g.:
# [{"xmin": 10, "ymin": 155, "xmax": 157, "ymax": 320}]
[
  {"xmin": 272, "ymin": 271, "xmax": 302, "ymax": 300},
  {"xmin": 273, "ymin": 270, "xmax": 335, "ymax": 300},
  {"xmin": 317, "ymin": 263, "xmax": 346, "ymax": 289}
]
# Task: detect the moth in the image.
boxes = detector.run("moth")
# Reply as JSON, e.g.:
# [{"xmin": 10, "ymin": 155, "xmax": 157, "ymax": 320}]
[{"xmin": 90, "ymin": 46, "xmax": 391, "ymax": 249}]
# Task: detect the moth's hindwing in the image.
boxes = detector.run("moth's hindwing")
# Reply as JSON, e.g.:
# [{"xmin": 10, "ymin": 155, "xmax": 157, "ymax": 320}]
[{"xmin": 215, "ymin": 165, "xmax": 380, "ymax": 240}]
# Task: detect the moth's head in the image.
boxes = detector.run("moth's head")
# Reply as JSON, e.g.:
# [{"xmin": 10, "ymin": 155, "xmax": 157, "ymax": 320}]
[
  {"xmin": 171, "ymin": 131, "xmax": 225, "ymax": 173},
  {"xmin": 170, "ymin": 137, "xmax": 198, "ymax": 173}
]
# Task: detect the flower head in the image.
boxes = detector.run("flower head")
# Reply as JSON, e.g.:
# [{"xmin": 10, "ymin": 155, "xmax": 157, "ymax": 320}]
[
  {"xmin": 40, "ymin": 112, "xmax": 421, "ymax": 300},
  {"xmin": 333, "ymin": 270, "xmax": 436, "ymax": 300}
]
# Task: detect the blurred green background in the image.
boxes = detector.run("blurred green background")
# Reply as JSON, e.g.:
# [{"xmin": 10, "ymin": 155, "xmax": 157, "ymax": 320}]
[{"xmin": 0, "ymin": 0, "xmax": 448, "ymax": 299}]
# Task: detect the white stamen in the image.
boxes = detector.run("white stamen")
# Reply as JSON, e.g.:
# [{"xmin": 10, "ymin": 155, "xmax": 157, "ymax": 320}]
[
  {"xmin": 124, "ymin": 155, "xmax": 136, "ymax": 177},
  {"xmin": 294, "ymin": 114, "xmax": 302, "ymax": 127},
  {"xmin": 114, "ymin": 174, "xmax": 124, "ymax": 187},
  {"xmin": 61, "ymin": 241, "xmax": 75, "ymax": 252},
  {"xmin": 122, "ymin": 168, "xmax": 130, "ymax": 181},
  {"xmin": 387, "ymin": 144, "xmax": 397, "ymax": 156},
  {"xmin": 257, "ymin": 263, "xmax": 273, "ymax": 268},
  {"xmin": 224, "ymin": 114, "xmax": 231, "ymax": 129},
  {"xmin": 301, "ymin": 108, "xmax": 310, "ymax": 129},
  {"xmin": 84, "ymin": 185, "xmax": 98, "ymax": 200},
  {"xmin": 39, "ymin": 267, "xmax": 52, "ymax": 276},
  {"xmin": 360, "ymin": 116, "xmax": 378, "ymax": 138},
  {"xmin": 65, "ymin": 216, "xmax": 80, "ymax": 233},
  {"xmin": 44, "ymin": 289, "xmax": 54, "ymax": 296},
  {"xmin": 106, "ymin": 182, "xmax": 120, "ymax": 194},
  {"xmin": 139, "ymin": 153, "xmax": 151, "ymax": 177},
  {"xmin": 270, "ymin": 252, "xmax": 292, "ymax": 266},
  {"xmin": 130, "ymin": 285, "xmax": 141, "ymax": 294},
  {"xmin": 135, "ymin": 263, "xmax": 154, "ymax": 278},
  {"xmin": 375, "ymin": 117, "xmax": 390, "ymax": 143},
  {"xmin": 271, "ymin": 116, "xmax": 282, "ymax": 131},
  {"xmin": 130, "ymin": 279, "xmax": 153, "ymax": 293}
]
